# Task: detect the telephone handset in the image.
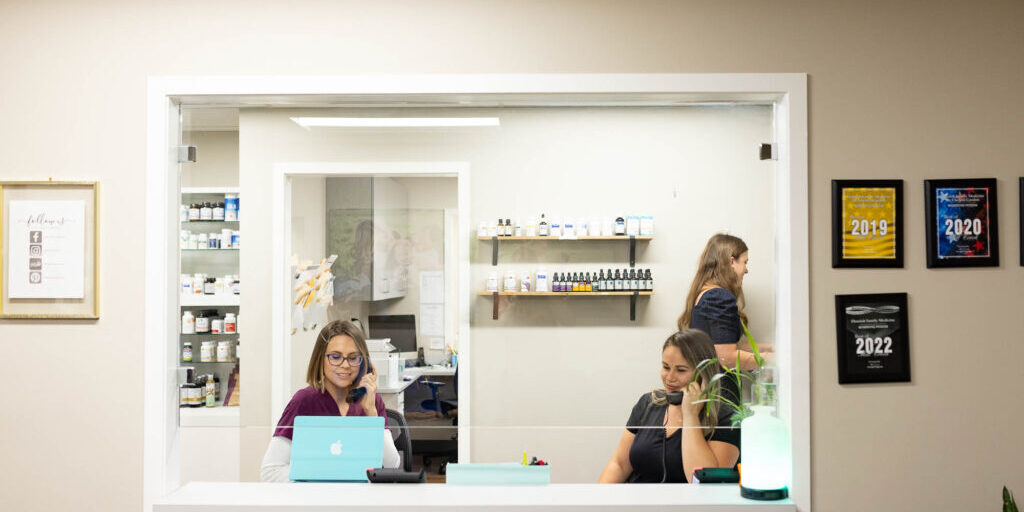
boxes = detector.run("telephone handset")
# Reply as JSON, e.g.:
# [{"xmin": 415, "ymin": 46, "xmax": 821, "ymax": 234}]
[
  {"xmin": 666, "ymin": 374, "xmax": 704, "ymax": 406},
  {"xmin": 347, "ymin": 358, "xmax": 374, "ymax": 403}
]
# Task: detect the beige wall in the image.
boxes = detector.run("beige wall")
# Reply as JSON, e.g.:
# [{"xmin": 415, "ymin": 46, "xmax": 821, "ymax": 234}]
[{"xmin": 1, "ymin": 1, "xmax": 1023, "ymax": 511}]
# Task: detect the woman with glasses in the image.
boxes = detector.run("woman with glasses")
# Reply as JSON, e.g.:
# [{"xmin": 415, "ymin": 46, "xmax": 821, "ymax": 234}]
[
  {"xmin": 599, "ymin": 329, "xmax": 739, "ymax": 483},
  {"xmin": 260, "ymin": 320, "xmax": 400, "ymax": 481}
]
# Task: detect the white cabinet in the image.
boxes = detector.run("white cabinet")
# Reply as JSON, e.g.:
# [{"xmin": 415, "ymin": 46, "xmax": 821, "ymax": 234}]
[{"xmin": 326, "ymin": 177, "xmax": 409, "ymax": 301}]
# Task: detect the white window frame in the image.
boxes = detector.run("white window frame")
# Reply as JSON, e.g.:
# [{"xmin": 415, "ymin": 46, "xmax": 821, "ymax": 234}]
[{"xmin": 144, "ymin": 74, "xmax": 808, "ymax": 511}]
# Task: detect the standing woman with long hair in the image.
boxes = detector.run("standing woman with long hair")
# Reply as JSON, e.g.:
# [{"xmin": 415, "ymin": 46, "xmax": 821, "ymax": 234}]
[{"xmin": 677, "ymin": 233, "xmax": 771, "ymax": 371}]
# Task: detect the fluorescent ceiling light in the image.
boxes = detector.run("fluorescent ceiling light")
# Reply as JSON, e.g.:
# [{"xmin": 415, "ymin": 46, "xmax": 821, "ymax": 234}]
[{"xmin": 290, "ymin": 117, "xmax": 500, "ymax": 128}]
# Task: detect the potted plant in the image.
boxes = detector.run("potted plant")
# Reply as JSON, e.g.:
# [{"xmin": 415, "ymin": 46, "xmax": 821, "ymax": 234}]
[{"xmin": 691, "ymin": 322, "xmax": 787, "ymax": 500}]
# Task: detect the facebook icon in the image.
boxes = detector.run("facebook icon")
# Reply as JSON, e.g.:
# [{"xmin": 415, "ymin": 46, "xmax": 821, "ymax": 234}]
[{"xmin": 30, "ymin": 231, "xmax": 42, "ymax": 243}]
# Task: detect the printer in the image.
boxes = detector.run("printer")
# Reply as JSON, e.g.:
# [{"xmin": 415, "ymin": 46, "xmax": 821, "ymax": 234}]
[{"xmin": 366, "ymin": 338, "xmax": 401, "ymax": 387}]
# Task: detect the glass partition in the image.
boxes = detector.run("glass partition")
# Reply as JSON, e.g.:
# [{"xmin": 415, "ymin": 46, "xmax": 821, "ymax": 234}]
[{"xmin": 173, "ymin": 103, "xmax": 786, "ymax": 491}]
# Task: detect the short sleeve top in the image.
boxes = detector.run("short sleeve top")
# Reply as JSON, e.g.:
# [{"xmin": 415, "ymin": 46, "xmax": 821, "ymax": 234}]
[
  {"xmin": 689, "ymin": 287, "xmax": 743, "ymax": 345},
  {"xmin": 273, "ymin": 386, "xmax": 388, "ymax": 440},
  {"xmin": 624, "ymin": 393, "xmax": 739, "ymax": 483}
]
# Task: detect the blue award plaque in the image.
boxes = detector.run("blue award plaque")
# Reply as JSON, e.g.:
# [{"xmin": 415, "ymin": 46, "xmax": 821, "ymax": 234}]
[{"xmin": 924, "ymin": 178, "xmax": 999, "ymax": 268}]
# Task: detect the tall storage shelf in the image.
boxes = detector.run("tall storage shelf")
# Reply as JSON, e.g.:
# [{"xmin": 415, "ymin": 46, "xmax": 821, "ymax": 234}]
[
  {"xmin": 179, "ymin": 187, "xmax": 241, "ymax": 424},
  {"xmin": 478, "ymin": 234, "xmax": 653, "ymax": 321}
]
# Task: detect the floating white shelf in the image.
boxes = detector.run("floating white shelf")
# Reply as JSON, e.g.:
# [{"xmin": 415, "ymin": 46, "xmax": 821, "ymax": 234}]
[
  {"xmin": 476, "ymin": 291, "xmax": 653, "ymax": 296},
  {"xmin": 476, "ymin": 235, "xmax": 652, "ymax": 241},
  {"xmin": 181, "ymin": 295, "xmax": 240, "ymax": 307},
  {"xmin": 179, "ymin": 406, "xmax": 240, "ymax": 427},
  {"xmin": 182, "ymin": 187, "xmax": 240, "ymax": 195}
]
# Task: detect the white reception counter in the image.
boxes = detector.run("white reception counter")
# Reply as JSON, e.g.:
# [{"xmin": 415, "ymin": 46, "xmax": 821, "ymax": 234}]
[{"xmin": 154, "ymin": 482, "xmax": 795, "ymax": 511}]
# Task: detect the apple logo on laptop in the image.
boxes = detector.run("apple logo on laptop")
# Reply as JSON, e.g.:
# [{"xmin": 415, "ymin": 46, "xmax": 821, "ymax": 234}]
[{"xmin": 330, "ymin": 441, "xmax": 343, "ymax": 456}]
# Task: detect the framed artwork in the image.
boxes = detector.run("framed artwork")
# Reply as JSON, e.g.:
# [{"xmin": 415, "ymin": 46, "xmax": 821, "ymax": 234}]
[
  {"xmin": 0, "ymin": 181, "xmax": 99, "ymax": 319},
  {"xmin": 834, "ymin": 293, "xmax": 910, "ymax": 384},
  {"xmin": 924, "ymin": 178, "xmax": 999, "ymax": 268},
  {"xmin": 832, "ymin": 180, "xmax": 903, "ymax": 268}
]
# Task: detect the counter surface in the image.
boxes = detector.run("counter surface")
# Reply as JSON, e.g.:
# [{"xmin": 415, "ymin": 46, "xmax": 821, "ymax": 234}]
[{"xmin": 154, "ymin": 482, "xmax": 795, "ymax": 511}]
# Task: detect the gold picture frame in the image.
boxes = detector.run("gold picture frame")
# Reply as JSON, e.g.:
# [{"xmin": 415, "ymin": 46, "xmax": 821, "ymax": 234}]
[{"xmin": 0, "ymin": 181, "xmax": 100, "ymax": 319}]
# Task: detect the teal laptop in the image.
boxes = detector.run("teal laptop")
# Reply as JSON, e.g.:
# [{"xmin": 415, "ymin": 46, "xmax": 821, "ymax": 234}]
[{"xmin": 289, "ymin": 416, "xmax": 385, "ymax": 482}]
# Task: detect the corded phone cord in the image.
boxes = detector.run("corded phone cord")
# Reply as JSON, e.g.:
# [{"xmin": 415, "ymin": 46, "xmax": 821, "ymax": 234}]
[{"xmin": 660, "ymin": 416, "xmax": 669, "ymax": 483}]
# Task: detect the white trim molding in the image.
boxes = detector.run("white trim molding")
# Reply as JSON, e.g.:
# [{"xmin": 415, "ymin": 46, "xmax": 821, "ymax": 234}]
[{"xmin": 145, "ymin": 73, "xmax": 809, "ymax": 511}]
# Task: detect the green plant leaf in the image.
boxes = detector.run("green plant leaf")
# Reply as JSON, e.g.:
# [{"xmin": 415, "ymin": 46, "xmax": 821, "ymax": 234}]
[
  {"xmin": 1006, "ymin": 486, "xmax": 1019, "ymax": 512},
  {"xmin": 740, "ymin": 320, "xmax": 764, "ymax": 368}
]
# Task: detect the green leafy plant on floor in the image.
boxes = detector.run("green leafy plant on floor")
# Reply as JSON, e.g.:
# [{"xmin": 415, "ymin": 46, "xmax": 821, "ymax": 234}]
[{"xmin": 1005, "ymin": 486, "xmax": 1018, "ymax": 512}]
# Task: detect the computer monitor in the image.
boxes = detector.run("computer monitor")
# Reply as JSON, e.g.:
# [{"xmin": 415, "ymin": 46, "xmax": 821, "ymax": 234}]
[{"xmin": 368, "ymin": 314, "xmax": 417, "ymax": 353}]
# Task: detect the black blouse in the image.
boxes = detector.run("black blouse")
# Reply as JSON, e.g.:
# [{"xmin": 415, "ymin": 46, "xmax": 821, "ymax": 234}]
[
  {"xmin": 689, "ymin": 287, "xmax": 743, "ymax": 345},
  {"xmin": 624, "ymin": 392, "xmax": 739, "ymax": 483}
]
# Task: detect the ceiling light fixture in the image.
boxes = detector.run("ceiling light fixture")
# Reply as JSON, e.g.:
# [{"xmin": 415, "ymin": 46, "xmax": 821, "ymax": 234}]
[{"xmin": 290, "ymin": 117, "xmax": 500, "ymax": 128}]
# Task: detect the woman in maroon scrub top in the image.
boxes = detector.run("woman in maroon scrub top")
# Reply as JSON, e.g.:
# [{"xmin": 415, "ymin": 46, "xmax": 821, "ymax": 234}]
[{"xmin": 260, "ymin": 320, "xmax": 399, "ymax": 481}]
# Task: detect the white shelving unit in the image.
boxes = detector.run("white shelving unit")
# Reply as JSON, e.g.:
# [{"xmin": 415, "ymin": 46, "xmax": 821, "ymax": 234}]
[
  {"xmin": 179, "ymin": 406, "xmax": 241, "ymax": 427},
  {"xmin": 181, "ymin": 294, "xmax": 241, "ymax": 307},
  {"xmin": 182, "ymin": 186, "xmax": 240, "ymax": 195},
  {"xmin": 180, "ymin": 189, "xmax": 241, "ymax": 417}
]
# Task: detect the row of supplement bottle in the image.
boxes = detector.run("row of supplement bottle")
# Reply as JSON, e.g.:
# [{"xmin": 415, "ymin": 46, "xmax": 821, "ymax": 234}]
[
  {"xmin": 479, "ymin": 214, "xmax": 654, "ymax": 238},
  {"xmin": 182, "ymin": 194, "xmax": 240, "ymax": 222},
  {"xmin": 551, "ymin": 269, "xmax": 653, "ymax": 292}
]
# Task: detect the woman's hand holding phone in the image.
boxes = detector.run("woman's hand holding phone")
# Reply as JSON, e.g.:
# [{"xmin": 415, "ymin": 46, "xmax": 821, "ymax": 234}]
[
  {"xmin": 681, "ymin": 379, "xmax": 706, "ymax": 420},
  {"xmin": 358, "ymin": 363, "xmax": 378, "ymax": 412}
]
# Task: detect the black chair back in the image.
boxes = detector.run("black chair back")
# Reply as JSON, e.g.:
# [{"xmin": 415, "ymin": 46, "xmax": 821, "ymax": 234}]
[{"xmin": 385, "ymin": 408, "xmax": 413, "ymax": 472}]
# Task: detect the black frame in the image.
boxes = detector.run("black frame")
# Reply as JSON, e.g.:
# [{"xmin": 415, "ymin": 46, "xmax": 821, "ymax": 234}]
[
  {"xmin": 924, "ymin": 178, "xmax": 999, "ymax": 268},
  {"xmin": 1019, "ymin": 178, "xmax": 1023, "ymax": 267},
  {"xmin": 831, "ymin": 179, "xmax": 904, "ymax": 268},
  {"xmin": 834, "ymin": 293, "xmax": 911, "ymax": 384}
]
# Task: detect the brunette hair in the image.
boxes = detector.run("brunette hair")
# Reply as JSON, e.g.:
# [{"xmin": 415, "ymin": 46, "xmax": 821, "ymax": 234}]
[
  {"xmin": 306, "ymin": 320, "xmax": 371, "ymax": 402},
  {"xmin": 650, "ymin": 329, "xmax": 721, "ymax": 437},
  {"xmin": 676, "ymin": 233, "xmax": 749, "ymax": 331}
]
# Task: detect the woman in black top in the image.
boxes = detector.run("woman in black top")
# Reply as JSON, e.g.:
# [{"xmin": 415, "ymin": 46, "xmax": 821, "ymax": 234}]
[
  {"xmin": 599, "ymin": 329, "xmax": 739, "ymax": 483},
  {"xmin": 677, "ymin": 233, "xmax": 772, "ymax": 371}
]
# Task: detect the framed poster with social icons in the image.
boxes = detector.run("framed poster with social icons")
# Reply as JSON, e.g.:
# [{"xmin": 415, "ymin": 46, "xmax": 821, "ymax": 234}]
[
  {"xmin": 0, "ymin": 181, "xmax": 99, "ymax": 319},
  {"xmin": 924, "ymin": 178, "xmax": 999, "ymax": 268},
  {"xmin": 831, "ymin": 180, "xmax": 903, "ymax": 268},
  {"xmin": 835, "ymin": 293, "xmax": 911, "ymax": 384}
]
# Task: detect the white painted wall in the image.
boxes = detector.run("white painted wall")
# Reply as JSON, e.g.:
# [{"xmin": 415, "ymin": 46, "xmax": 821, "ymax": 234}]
[
  {"xmin": 238, "ymin": 105, "xmax": 775, "ymax": 483},
  {"xmin": 181, "ymin": 131, "xmax": 239, "ymax": 188},
  {"xmin": 288, "ymin": 175, "xmax": 326, "ymax": 392}
]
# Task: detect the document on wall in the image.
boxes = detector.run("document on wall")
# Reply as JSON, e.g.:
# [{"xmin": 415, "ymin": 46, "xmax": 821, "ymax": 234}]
[
  {"xmin": 419, "ymin": 271, "xmax": 444, "ymax": 304},
  {"xmin": 419, "ymin": 304, "xmax": 444, "ymax": 337},
  {"xmin": 7, "ymin": 200, "xmax": 86, "ymax": 299}
]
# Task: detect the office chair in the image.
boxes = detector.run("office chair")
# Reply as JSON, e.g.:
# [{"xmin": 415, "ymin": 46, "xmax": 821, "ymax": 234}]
[
  {"xmin": 417, "ymin": 367, "xmax": 458, "ymax": 474},
  {"xmin": 419, "ymin": 380, "xmax": 453, "ymax": 417},
  {"xmin": 385, "ymin": 408, "xmax": 413, "ymax": 472},
  {"xmin": 419, "ymin": 366, "xmax": 458, "ymax": 418}
]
